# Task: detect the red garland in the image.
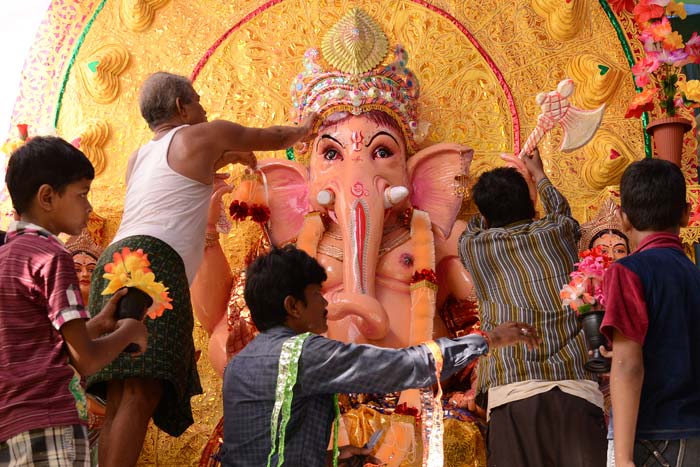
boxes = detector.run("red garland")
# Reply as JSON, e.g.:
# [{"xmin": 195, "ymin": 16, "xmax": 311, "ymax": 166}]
[
  {"xmin": 394, "ymin": 402, "xmax": 419, "ymax": 418},
  {"xmin": 229, "ymin": 200, "xmax": 249, "ymax": 221},
  {"xmin": 229, "ymin": 201, "xmax": 271, "ymax": 224},
  {"xmin": 410, "ymin": 268, "xmax": 437, "ymax": 285},
  {"xmin": 249, "ymin": 205, "xmax": 271, "ymax": 224}
]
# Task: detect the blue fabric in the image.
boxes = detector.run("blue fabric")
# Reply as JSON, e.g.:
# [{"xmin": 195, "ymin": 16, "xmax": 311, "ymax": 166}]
[{"xmin": 616, "ymin": 245, "xmax": 700, "ymax": 440}]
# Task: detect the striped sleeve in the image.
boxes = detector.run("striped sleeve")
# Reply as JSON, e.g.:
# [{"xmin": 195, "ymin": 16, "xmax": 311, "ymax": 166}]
[{"xmin": 42, "ymin": 250, "xmax": 88, "ymax": 330}]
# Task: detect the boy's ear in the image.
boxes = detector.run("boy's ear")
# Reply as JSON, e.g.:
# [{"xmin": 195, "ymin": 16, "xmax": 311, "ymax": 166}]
[
  {"xmin": 619, "ymin": 209, "xmax": 633, "ymax": 233},
  {"xmin": 35, "ymin": 184, "xmax": 56, "ymax": 212},
  {"xmin": 680, "ymin": 201, "xmax": 691, "ymax": 228},
  {"xmin": 283, "ymin": 295, "xmax": 301, "ymax": 319}
]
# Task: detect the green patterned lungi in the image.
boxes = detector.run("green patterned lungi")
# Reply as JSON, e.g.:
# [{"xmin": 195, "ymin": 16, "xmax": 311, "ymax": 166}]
[{"xmin": 86, "ymin": 235, "xmax": 202, "ymax": 437}]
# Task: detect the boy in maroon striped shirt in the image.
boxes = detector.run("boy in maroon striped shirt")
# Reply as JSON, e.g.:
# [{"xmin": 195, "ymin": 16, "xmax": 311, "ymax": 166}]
[{"xmin": 0, "ymin": 137, "xmax": 147, "ymax": 466}]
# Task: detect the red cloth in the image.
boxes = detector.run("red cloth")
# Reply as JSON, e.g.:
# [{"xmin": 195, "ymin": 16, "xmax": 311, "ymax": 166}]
[
  {"xmin": 0, "ymin": 222, "xmax": 89, "ymax": 442},
  {"xmin": 600, "ymin": 233, "xmax": 684, "ymax": 346}
]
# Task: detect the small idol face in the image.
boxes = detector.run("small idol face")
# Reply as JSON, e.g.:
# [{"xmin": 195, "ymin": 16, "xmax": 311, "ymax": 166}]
[
  {"xmin": 73, "ymin": 252, "xmax": 97, "ymax": 304},
  {"xmin": 592, "ymin": 232, "xmax": 629, "ymax": 260}
]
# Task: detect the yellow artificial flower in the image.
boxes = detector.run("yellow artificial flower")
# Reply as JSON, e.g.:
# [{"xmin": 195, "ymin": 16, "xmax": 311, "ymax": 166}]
[
  {"xmin": 666, "ymin": 0, "xmax": 687, "ymax": 20},
  {"xmin": 681, "ymin": 80, "xmax": 700, "ymax": 103},
  {"xmin": 101, "ymin": 247, "xmax": 172, "ymax": 319},
  {"xmin": 662, "ymin": 31, "xmax": 685, "ymax": 51}
]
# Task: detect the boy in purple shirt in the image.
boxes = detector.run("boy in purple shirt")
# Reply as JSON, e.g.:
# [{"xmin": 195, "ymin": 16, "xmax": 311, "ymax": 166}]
[{"xmin": 0, "ymin": 137, "xmax": 147, "ymax": 466}]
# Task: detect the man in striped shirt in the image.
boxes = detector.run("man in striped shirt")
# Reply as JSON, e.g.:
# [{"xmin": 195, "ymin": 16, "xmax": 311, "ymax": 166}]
[{"xmin": 459, "ymin": 148, "xmax": 605, "ymax": 467}]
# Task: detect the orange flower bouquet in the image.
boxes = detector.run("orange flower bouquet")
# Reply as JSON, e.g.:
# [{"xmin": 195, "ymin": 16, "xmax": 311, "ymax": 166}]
[
  {"xmin": 101, "ymin": 247, "xmax": 173, "ymax": 320},
  {"xmin": 625, "ymin": 1, "xmax": 700, "ymax": 119}
]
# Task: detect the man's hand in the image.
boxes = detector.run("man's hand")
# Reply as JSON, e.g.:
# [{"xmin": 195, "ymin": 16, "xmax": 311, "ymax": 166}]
[
  {"xmin": 487, "ymin": 321, "xmax": 541, "ymax": 350},
  {"xmin": 521, "ymin": 147, "xmax": 546, "ymax": 184},
  {"xmin": 298, "ymin": 112, "xmax": 319, "ymax": 140},
  {"xmin": 329, "ymin": 445, "xmax": 383, "ymax": 467},
  {"xmin": 218, "ymin": 150, "xmax": 257, "ymax": 170}
]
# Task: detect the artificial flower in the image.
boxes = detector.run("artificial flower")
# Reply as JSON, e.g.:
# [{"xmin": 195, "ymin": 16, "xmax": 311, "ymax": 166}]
[
  {"xmin": 634, "ymin": 1, "xmax": 666, "ymax": 24},
  {"xmin": 686, "ymin": 32, "xmax": 700, "ymax": 64},
  {"xmin": 101, "ymin": 247, "xmax": 173, "ymax": 319},
  {"xmin": 560, "ymin": 247, "xmax": 613, "ymax": 315},
  {"xmin": 625, "ymin": 87, "xmax": 658, "ymax": 118},
  {"xmin": 632, "ymin": 56, "xmax": 661, "ymax": 87},
  {"xmin": 608, "ymin": 0, "xmax": 636, "ymax": 14},
  {"xmin": 679, "ymin": 79, "xmax": 700, "ymax": 106},
  {"xmin": 626, "ymin": 2, "xmax": 700, "ymax": 119},
  {"xmin": 665, "ymin": 0, "xmax": 687, "ymax": 20}
]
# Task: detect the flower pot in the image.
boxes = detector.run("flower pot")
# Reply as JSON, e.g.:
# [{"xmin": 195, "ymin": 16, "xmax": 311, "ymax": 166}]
[
  {"xmin": 577, "ymin": 310, "xmax": 610, "ymax": 373},
  {"xmin": 646, "ymin": 116, "xmax": 693, "ymax": 167},
  {"xmin": 115, "ymin": 287, "xmax": 152, "ymax": 353}
]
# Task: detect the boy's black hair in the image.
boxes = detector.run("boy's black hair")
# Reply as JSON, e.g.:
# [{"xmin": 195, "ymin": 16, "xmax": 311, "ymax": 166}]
[
  {"xmin": 472, "ymin": 167, "xmax": 535, "ymax": 228},
  {"xmin": 620, "ymin": 159, "xmax": 686, "ymax": 231},
  {"xmin": 5, "ymin": 136, "xmax": 94, "ymax": 215},
  {"xmin": 244, "ymin": 245, "xmax": 327, "ymax": 331}
]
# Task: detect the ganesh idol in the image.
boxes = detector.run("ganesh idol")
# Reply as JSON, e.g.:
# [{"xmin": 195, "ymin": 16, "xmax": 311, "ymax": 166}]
[{"xmin": 193, "ymin": 9, "xmax": 485, "ymax": 466}]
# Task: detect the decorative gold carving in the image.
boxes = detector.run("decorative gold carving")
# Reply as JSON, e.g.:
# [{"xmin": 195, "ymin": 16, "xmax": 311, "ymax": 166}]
[
  {"xmin": 580, "ymin": 128, "xmax": 634, "ymax": 191},
  {"xmin": 321, "ymin": 8, "xmax": 389, "ymax": 74},
  {"xmin": 567, "ymin": 54, "xmax": 624, "ymax": 109},
  {"xmin": 119, "ymin": 0, "xmax": 170, "ymax": 32},
  {"xmin": 77, "ymin": 44, "xmax": 130, "ymax": 105},
  {"xmin": 531, "ymin": 0, "xmax": 588, "ymax": 42},
  {"xmin": 72, "ymin": 119, "xmax": 110, "ymax": 176}
]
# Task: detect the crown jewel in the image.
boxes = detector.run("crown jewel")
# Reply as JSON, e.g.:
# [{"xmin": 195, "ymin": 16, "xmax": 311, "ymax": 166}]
[{"xmin": 291, "ymin": 9, "xmax": 428, "ymax": 154}]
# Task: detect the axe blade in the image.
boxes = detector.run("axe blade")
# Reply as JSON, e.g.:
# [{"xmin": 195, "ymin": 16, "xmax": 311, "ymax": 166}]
[{"xmin": 559, "ymin": 104, "xmax": 606, "ymax": 152}]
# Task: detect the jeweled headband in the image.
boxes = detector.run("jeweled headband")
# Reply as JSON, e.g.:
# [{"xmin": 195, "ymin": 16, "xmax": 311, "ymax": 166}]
[{"xmin": 290, "ymin": 8, "xmax": 428, "ymax": 155}]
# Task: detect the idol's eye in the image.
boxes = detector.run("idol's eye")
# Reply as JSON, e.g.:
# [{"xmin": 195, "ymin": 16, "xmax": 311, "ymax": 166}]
[
  {"xmin": 373, "ymin": 147, "xmax": 394, "ymax": 159},
  {"xmin": 323, "ymin": 149, "xmax": 343, "ymax": 161}
]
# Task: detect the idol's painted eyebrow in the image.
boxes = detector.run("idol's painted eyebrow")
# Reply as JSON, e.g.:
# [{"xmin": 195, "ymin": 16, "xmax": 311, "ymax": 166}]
[
  {"xmin": 316, "ymin": 134, "xmax": 345, "ymax": 151},
  {"xmin": 365, "ymin": 131, "xmax": 399, "ymax": 147}
]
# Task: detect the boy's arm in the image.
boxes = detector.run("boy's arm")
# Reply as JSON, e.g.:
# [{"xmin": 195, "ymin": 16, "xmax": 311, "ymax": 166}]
[
  {"xmin": 62, "ymin": 312, "xmax": 147, "ymax": 377},
  {"xmin": 522, "ymin": 148, "xmax": 572, "ymax": 219},
  {"xmin": 610, "ymin": 330, "xmax": 644, "ymax": 467}
]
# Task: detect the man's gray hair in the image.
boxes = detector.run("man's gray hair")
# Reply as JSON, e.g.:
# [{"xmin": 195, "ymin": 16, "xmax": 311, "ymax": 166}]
[{"xmin": 139, "ymin": 72, "xmax": 195, "ymax": 129}]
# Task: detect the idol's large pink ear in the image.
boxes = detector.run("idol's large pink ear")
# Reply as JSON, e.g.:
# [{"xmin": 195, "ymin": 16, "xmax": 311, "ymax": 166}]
[
  {"xmin": 258, "ymin": 159, "xmax": 311, "ymax": 246},
  {"xmin": 407, "ymin": 143, "xmax": 474, "ymax": 239}
]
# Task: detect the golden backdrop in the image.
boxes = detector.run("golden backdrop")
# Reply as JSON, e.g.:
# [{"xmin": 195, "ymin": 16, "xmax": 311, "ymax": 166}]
[{"xmin": 6, "ymin": 0, "xmax": 697, "ymax": 464}]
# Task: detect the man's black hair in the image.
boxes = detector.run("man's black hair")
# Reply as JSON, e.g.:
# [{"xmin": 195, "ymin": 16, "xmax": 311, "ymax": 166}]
[
  {"xmin": 620, "ymin": 158, "xmax": 686, "ymax": 231},
  {"xmin": 244, "ymin": 245, "xmax": 328, "ymax": 331},
  {"xmin": 5, "ymin": 136, "xmax": 94, "ymax": 214},
  {"xmin": 472, "ymin": 167, "xmax": 535, "ymax": 228}
]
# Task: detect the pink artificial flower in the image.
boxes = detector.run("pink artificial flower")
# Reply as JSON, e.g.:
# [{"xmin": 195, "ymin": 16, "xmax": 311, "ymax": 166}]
[
  {"xmin": 686, "ymin": 32, "xmax": 700, "ymax": 64},
  {"xmin": 646, "ymin": 16, "xmax": 673, "ymax": 42},
  {"xmin": 648, "ymin": 0, "xmax": 670, "ymax": 6},
  {"xmin": 632, "ymin": 55, "xmax": 661, "ymax": 87},
  {"xmin": 656, "ymin": 48, "xmax": 689, "ymax": 64}
]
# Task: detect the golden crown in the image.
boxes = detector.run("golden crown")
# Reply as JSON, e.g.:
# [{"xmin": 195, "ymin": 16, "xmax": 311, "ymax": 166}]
[
  {"xmin": 290, "ymin": 8, "xmax": 428, "ymax": 155},
  {"xmin": 579, "ymin": 198, "xmax": 625, "ymax": 252}
]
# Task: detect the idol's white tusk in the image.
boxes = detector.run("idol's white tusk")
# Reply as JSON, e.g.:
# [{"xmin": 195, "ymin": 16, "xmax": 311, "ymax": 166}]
[
  {"xmin": 383, "ymin": 186, "xmax": 409, "ymax": 208},
  {"xmin": 317, "ymin": 189, "xmax": 335, "ymax": 207}
]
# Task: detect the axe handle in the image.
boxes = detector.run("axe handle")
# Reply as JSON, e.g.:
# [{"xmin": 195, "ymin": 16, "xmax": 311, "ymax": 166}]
[{"xmin": 518, "ymin": 125, "xmax": 546, "ymax": 159}]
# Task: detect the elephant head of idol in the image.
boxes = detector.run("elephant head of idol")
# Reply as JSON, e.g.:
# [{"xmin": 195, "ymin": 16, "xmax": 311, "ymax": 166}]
[{"xmin": 238, "ymin": 9, "xmax": 472, "ymax": 346}]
